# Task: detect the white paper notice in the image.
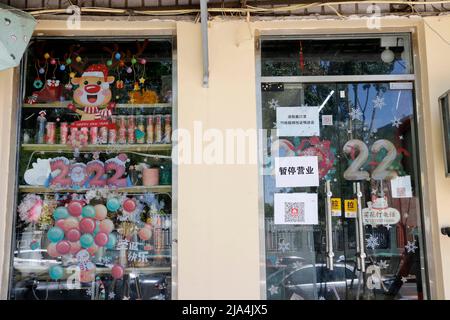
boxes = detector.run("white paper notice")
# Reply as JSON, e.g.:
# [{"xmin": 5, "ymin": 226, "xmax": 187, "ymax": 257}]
[
  {"xmin": 390, "ymin": 175, "xmax": 413, "ymax": 198},
  {"xmin": 274, "ymin": 193, "xmax": 318, "ymax": 225},
  {"xmin": 275, "ymin": 156, "xmax": 319, "ymax": 188},
  {"xmin": 276, "ymin": 107, "xmax": 320, "ymax": 137}
]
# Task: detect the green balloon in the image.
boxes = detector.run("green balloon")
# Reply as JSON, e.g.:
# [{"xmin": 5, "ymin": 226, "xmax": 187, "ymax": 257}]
[
  {"xmin": 47, "ymin": 227, "xmax": 64, "ymax": 243},
  {"xmin": 82, "ymin": 205, "xmax": 96, "ymax": 218},
  {"xmin": 80, "ymin": 234, "xmax": 94, "ymax": 248},
  {"xmin": 49, "ymin": 265, "xmax": 64, "ymax": 280},
  {"xmin": 53, "ymin": 206, "xmax": 69, "ymax": 220}
]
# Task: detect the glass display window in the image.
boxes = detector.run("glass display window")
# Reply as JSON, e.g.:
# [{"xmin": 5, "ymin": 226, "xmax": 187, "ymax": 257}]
[
  {"xmin": 259, "ymin": 34, "xmax": 428, "ymax": 300},
  {"xmin": 9, "ymin": 38, "xmax": 175, "ymax": 300}
]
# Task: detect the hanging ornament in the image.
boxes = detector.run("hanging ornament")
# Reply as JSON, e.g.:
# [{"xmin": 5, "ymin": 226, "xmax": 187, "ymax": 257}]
[
  {"xmin": 33, "ymin": 78, "xmax": 43, "ymax": 89},
  {"xmin": 133, "ymin": 82, "xmax": 140, "ymax": 91},
  {"xmin": 106, "ymin": 60, "xmax": 113, "ymax": 67},
  {"xmin": 65, "ymin": 83, "xmax": 73, "ymax": 90},
  {"xmin": 140, "ymin": 58, "xmax": 146, "ymax": 65},
  {"xmin": 131, "ymin": 57, "xmax": 137, "ymax": 65},
  {"xmin": 116, "ymin": 80, "xmax": 124, "ymax": 89},
  {"xmin": 44, "ymin": 53, "xmax": 50, "ymax": 60},
  {"xmin": 76, "ymin": 56, "xmax": 82, "ymax": 63},
  {"xmin": 138, "ymin": 77, "xmax": 146, "ymax": 84},
  {"xmin": 126, "ymin": 67, "xmax": 132, "ymax": 74},
  {"xmin": 60, "ymin": 64, "xmax": 66, "ymax": 71},
  {"xmin": 66, "ymin": 58, "xmax": 72, "ymax": 64},
  {"xmin": 119, "ymin": 60, "xmax": 125, "ymax": 67},
  {"xmin": 69, "ymin": 72, "xmax": 76, "ymax": 78},
  {"xmin": 115, "ymin": 52, "xmax": 121, "ymax": 60},
  {"xmin": 50, "ymin": 58, "xmax": 56, "ymax": 65},
  {"xmin": 38, "ymin": 67, "xmax": 45, "ymax": 74}
]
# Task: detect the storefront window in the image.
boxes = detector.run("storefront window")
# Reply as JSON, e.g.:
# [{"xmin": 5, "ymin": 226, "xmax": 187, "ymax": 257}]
[
  {"xmin": 9, "ymin": 38, "xmax": 174, "ymax": 300},
  {"xmin": 260, "ymin": 35, "xmax": 427, "ymax": 300}
]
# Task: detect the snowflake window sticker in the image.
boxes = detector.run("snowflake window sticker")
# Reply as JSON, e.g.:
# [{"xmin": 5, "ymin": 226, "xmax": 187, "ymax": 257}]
[
  {"xmin": 372, "ymin": 95, "xmax": 386, "ymax": 110},
  {"xmin": 268, "ymin": 285, "xmax": 279, "ymax": 296},
  {"xmin": 278, "ymin": 241, "xmax": 290, "ymax": 253},
  {"xmin": 349, "ymin": 107, "xmax": 363, "ymax": 121},
  {"xmin": 268, "ymin": 99, "xmax": 280, "ymax": 110},
  {"xmin": 366, "ymin": 234, "xmax": 379, "ymax": 250},
  {"xmin": 405, "ymin": 240, "xmax": 418, "ymax": 253},
  {"xmin": 391, "ymin": 117, "xmax": 403, "ymax": 128}
]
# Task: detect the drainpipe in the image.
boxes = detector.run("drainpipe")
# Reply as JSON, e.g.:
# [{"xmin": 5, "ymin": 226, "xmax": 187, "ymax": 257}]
[{"xmin": 200, "ymin": 0, "xmax": 209, "ymax": 88}]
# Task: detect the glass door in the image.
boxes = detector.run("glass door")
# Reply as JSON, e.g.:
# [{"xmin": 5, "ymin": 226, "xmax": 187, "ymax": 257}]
[{"xmin": 262, "ymin": 81, "xmax": 425, "ymax": 300}]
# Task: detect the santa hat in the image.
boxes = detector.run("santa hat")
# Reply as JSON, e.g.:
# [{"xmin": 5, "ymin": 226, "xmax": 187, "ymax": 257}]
[{"xmin": 82, "ymin": 64, "xmax": 109, "ymax": 80}]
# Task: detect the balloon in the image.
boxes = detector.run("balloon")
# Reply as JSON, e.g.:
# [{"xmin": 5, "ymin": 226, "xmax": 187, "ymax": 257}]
[
  {"xmin": 49, "ymin": 265, "xmax": 64, "ymax": 280},
  {"xmin": 69, "ymin": 241, "xmax": 81, "ymax": 254},
  {"xmin": 46, "ymin": 243, "xmax": 60, "ymax": 257},
  {"xmin": 106, "ymin": 198, "xmax": 120, "ymax": 212},
  {"xmin": 47, "ymin": 226, "xmax": 64, "ymax": 243},
  {"xmin": 94, "ymin": 232, "xmax": 108, "ymax": 247},
  {"xmin": 82, "ymin": 205, "xmax": 96, "ymax": 218},
  {"xmin": 66, "ymin": 228, "xmax": 81, "ymax": 242},
  {"xmin": 53, "ymin": 206, "xmax": 69, "ymax": 220},
  {"xmin": 111, "ymin": 264, "xmax": 124, "ymax": 279},
  {"xmin": 80, "ymin": 234, "xmax": 94, "ymax": 248},
  {"xmin": 68, "ymin": 201, "xmax": 83, "ymax": 217},
  {"xmin": 79, "ymin": 218, "xmax": 95, "ymax": 234},
  {"xmin": 99, "ymin": 219, "xmax": 114, "ymax": 234},
  {"xmin": 55, "ymin": 219, "xmax": 66, "ymax": 230},
  {"xmin": 87, "ymin": 243, "xmax": 98, "ymax": 256},
  {"xmin": 122, "ymin": 199, "xmax": 136, "ymax": 212},
  {"xmin": 105, "ymin": 233, "xmax": 117, "ymax": 250},
  {"xmin": 93, "ymin": 221, "xmax": 100, "ymax": 236},
  {"xmin": 138, "ymin": 227, "xmax": 152, "ymax": 241},
  {"xmin": 63, "ymin": 216, "xmax": 79, "ymax": 231},
  {"xmin": 56, "ymin": 240, "xmax": 71, "ymax": 255},
  {"xmin": 94, "ymin": 204, "xmax": 108, "ymax": 220}
]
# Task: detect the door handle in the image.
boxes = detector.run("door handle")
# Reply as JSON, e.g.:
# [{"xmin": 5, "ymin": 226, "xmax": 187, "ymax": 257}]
[
  {"xmin": 325, "ymin": 180, "xmax": 334, "ymax": 270},
  {"xmin": 356, "ymin": 182, "xmax": 366, "ymax": 273}
]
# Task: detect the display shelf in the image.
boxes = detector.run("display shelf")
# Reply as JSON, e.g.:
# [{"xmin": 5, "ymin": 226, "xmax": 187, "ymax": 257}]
[
  {"xmin": 19, "ymin": 185, "xmax": 172, "ymax": 194},
  {"xmin": 22, "ymin": 102, "xmax": 172, "ymax": 109},
  {"xmin": 21, "ymin": 143, "xmax": 172, "ymax": 152}
]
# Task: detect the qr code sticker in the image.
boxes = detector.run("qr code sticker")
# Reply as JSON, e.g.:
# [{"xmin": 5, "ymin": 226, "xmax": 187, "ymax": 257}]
[{"xmin": 284, "ymin": 202, "xmax": 305, "ymax": 223}]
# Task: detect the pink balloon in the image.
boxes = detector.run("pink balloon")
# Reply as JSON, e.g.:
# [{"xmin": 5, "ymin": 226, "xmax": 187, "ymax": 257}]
[
  {"xmin": 144, "ymin": 223, "xmax": 152, "ymax": 229},
  {"xmin": 99, "ymin": 219, "xmax": 114, "ymax": 234},
  {"xmin": 69, "ymin": 241, "xmax": 81, "ymax": 254},
  {"xmin": 55, "ymin": 219, "xmax": 66, "ymax": 230},
  {"xmin": 87, "ymin": 244, "xmax": 98, "ymax": 256},
  {"xmin": 111, "ymin": 264, "xmax": 124, "ymax": 279},
  {"xmin": 66, "ymin": 228, "xmax": 81, "ymax": 242},
  {"xmin": 64, "ymin": 217, "xmax": 79, "ymax": 231},
  {"xmin": 79, "ymin": 218, "xmax": 95, "ymax": 234},
  {"xmin": 68, "ymin": 201, "xmax": 83, "ymax": 217},
  {"xmin": 138, "ymin": 227, "xmax": 152, "ymax": 241},
  {"xmin": 56, "ymin": 240, "xmax": 71, "ymax": 255},
  {"xmin": 123, "ymin": 199, "xmax": 136, "ymax": 213},
  {"xmin": 94, "ymin": 204, "xmax": 108, "ymax": 220},
  {"xmin": 47, "ymin": 243, "xmax": 60, "ymax": 258},
  {"xmin": 94, "ymin": 232, "xmax": 108, "ymax": 247}
]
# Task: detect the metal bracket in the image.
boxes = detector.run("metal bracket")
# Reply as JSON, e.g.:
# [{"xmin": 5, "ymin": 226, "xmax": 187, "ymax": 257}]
[{"xmin": 200, "ymin": 0, "xmax": 209, "ymax": 88}]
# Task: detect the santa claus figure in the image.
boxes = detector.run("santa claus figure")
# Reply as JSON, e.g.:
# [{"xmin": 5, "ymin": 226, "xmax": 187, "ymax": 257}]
[{"xmin": 68, "ymin": 64, "xmax": 116, "ymax": 121}]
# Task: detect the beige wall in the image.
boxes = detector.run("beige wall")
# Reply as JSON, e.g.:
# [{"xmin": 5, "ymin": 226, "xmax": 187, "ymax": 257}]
[{"xmin": 0, "ymin": 15, "xmax": 449, "ymax": 299}]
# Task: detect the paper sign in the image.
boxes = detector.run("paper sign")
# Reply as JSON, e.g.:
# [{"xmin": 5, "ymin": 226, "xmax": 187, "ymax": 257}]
[
  {"xmin": 390, "ymin": 175, "xmax": 413, "ymax": 198},
  {"xmin": 276, "ymin": 107, "xmax": 320, "ymax": 137},
  {"xmin": 344, "ymin": 199, "xmax": 357, "ymax": 218},
  {"xmin": 274, "ymin": 193, "xmax": 318, "ymax": 225},
  {"xmin": 331, "ymin": 198, "xmax": 342, "ymax": 217},
  {"xmin": 275, "ymin": 156, "xmax": 319, "ymax": 188},
  {"xmin": 322, "ymin": 115, "xmax": 333, "ymax": 126}
]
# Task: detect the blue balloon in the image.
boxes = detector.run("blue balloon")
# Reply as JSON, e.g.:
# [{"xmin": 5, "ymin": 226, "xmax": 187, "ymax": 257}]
[
  {"xmin": 49, "ymin": 265, "xmax": 64, "ymax": 280},
  {"xmin": 82, "ymin": 205, "xmax": 96, "ymax": 218},
  {"xmin": 53, "ymin": 206, "xmax": 69, "ymax": 220},
  {"xmin": 105, "ymin": 233, "xmax": 116, "ymax": 250},
  {"xmin": 115, "ymin": 53, "xmax": 121, "ymax": 60},
  {"xmin": 47, "ymin": 227, "xmax": 64, "ymax": 243},
  {"xmin": 106, "ymin": 198, "xmax": 120, "ymax": 212},
  {"xmin": 80, "ymin": 234, "xmax": 94, "ymax": 248}
]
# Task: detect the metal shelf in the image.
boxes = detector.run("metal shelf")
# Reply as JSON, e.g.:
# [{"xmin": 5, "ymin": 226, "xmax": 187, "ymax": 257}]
[
  {"xmin": 22, "ymin": 102, "xmax": 172, "ymax": 109},
  {"xmin": 21, "ymin": 143, "xmax": 172, "ymax": 152},
  {"xmin": 19, "ymin": 185, "xmax": 172, "ymax": 194}
]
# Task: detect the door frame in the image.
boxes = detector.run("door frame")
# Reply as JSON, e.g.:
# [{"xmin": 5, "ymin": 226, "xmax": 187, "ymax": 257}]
[{"xmin": 255, "ymin": 30, "xmax": 433, "ymax": 300}]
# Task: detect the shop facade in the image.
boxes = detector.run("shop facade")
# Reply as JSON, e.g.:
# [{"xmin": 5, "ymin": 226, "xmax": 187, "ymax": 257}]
[{"xmin": 0, "ymin": 12, "xmax": 450, "ymax": 300}]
